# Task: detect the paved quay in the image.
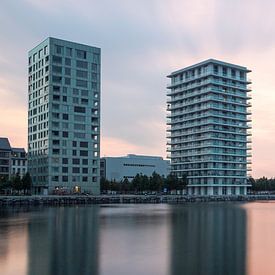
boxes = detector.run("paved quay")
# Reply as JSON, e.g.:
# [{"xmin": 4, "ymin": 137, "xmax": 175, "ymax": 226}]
[{"xmin": 0, "ymin": 194, "xmax": 275, "ymax": 206}]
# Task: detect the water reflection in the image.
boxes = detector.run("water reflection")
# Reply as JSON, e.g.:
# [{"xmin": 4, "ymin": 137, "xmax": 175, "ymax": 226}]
[
  {"xmin": 99, "ymin": 205, "xmax": 170, "ymax": 275},
  {"xmin": 170, "ymin": 203, "xmax": 247, "ymax": 275},
  {"xmin": 27, "ymin": 207, "xmax": 99, "ymax": 275},
  {"xmin": 2, "ymin": 203, "xmax": 275, "ymax": 275}
]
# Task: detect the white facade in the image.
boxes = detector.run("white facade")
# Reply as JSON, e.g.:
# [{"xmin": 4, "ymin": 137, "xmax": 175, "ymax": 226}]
[
  {"xmin": 100, "ymin": 154, "xmax": 170, "ymax": 182},
  {"xmin": 167, "ymin": 59, "xmax": 252, "ymax": 195}
]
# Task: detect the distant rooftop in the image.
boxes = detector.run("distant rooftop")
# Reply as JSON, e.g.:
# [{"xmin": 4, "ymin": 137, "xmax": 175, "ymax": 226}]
[
  {"xmin": 12, "ymin": 148, "xmax": 26, "ymax": 153},
  {"xmin": 168, "ymin": 58, "xmax": 251, "ymax": 77},
  {"xmin": 0, "ymin": 137, "xmax": 11, "ymax": 150},
  {"xmin": 102, "ymin": 154, "xmax": 167, "ymax": 160}
]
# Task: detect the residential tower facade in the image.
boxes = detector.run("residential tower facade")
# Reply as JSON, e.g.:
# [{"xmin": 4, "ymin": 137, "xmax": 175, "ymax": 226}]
[
  {"xmin": 167, "ymin": 59, "xmax": 252, "ymax": 195},
  {"xmin": 28, "ymin": 37, "xmax": 100, "ymax": 194}
]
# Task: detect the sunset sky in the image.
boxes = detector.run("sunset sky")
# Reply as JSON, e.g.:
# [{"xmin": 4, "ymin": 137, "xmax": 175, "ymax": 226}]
[{"xmin": 0, "ymin": 0, "xmax": 275, "ymax": 178}]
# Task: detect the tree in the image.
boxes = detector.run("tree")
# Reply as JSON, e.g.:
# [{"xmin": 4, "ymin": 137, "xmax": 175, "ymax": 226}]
[
  {"xmin": 100, "ymin": 177, "xmax": 110, "ymax": 192},
  {"xmin": 11, "ymin": 173, "xmax": 22, "ymax": 193},
  {"xmin": 149, "ymin": 172, "xmax": 163, "ymax": 191},
  {"xmin": 22, "ymin": 172, "xmax": 32, "ymax": 194}
]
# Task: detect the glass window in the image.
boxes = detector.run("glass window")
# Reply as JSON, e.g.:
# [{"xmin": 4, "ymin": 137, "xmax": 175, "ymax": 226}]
[
  {"xmin": 76, "ymin": 60, "xmax": 88, "ymax": 69},
  {"xmin": 74, "ymin": 106, "xmax": 85, "ymax": 113},
  {"xmin": 54, "ymin": 45, "xmax": 63, "ymax": 55},
  {"xmin": 66, "ymin": 47, "xmax": 72, "ymax": 57},
  {"xmin": 76, "ymin": 79, "xmax": 87, "ymax": 88},
  {"xmin": 76, "ymin": 49, "xmax": 87, "ymax": 59},
  {"xmin": 65, "ymin": 68, "xmax": 71, "ymax": 76},
  {"xmin": 52, "ymin": 55, "xmax": 62, "ymax": 64},
  {"xmin": 65, "ymin": 58, "xmax": 71, "ymax": 66},
  {"xmin": 76, "ymin": 70, "xmax": 88, "ymax": 78}
]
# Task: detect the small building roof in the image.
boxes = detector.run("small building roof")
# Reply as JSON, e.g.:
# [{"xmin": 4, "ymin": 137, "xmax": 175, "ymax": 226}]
[
  {"xmin": 12, "ymin": 147, "xmax": 26, "ymax": 153},
  {"xmin": 0, "ymin": 137, "xmax": 11, "ymax": 150}
]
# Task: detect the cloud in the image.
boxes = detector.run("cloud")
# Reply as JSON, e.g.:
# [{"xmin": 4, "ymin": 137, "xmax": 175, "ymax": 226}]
[{"xmin": 1, "ymin": 0, "xmax": 275, "ymax": 177}]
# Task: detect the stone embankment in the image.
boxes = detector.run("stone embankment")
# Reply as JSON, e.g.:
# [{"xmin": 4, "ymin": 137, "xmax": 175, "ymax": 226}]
[{"xmin": 0, "ymin": 194, "xmax": 275, "ymax": 206}]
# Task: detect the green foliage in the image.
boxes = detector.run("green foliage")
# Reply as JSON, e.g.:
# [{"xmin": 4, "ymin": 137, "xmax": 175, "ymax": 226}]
[
  {"xmin": 0, "ymin": 173, "xmax": 32, "ymax": 194},
  {"xmin": 100, "ymin": 172, "xmax": 188, "ymax": 193},
  {"xmin": 250, "ymin": 177, "xmax": 275, "ymax": 191},
  {"xmin": 22, "ymin": 172, "xmax": 32, "ymax": 194},
  {"xmin": 11, "ymin": 173, "xmax": 22, "ymax": 191}
]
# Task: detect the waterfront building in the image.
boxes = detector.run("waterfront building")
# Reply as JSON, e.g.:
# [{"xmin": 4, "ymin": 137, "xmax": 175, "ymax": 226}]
[
  {"xmin": 100, "ymin": 154, "xmax": 170, "ymax": 182},
  {"xmin": 11, "ymin": 148, "xmax": 27, "ymax": 178},
  {"xmin": 167, "ymin": 59, "xmax": 252, "ymax": 195},
  {"xmin": 0, "ymin": 138, "xmax": 12, "ymax": 182},
  {"xmin": 28, "ymin": 37, "xmax": 101, "ymax": 195}
]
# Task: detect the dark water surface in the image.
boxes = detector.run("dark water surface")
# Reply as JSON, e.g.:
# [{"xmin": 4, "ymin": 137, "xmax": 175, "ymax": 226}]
[{"xmin": 0, "ymin": 202, "xmax": 274, "ymax": 275}]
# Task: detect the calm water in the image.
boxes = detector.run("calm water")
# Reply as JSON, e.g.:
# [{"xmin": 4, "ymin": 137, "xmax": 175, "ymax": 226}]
[{"xmin": 0, "ymin": 202, "xmax": 275, "ymax": 275}]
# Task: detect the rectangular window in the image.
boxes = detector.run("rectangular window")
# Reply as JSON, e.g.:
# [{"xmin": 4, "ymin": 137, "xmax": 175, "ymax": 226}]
[
  {"xmin": 53, "ymin": 86, "xmax": 60, "ymax": 92},
  {"xmin": 76, "ymin": 79, "xmax": 87, "ymax": 88},
  {"xmin": 62, "ymin": 131, "xmax": 68, "ymax": 138},
  {"xmin": 73, "ymin": 97, "xmax": 79, "ymax": 104},
  {"xmin": 74, "ymin": 106, "xmax": 85, "ymax": 113},
  {"xmin": 73, "ymin": 158, "xmax": 80, "ymax": 164},
  {"xmin": 82, "ymin": 168, "xmax": 88, "ymax": 173},
  {"xmin": 53, "ymin": 95, "xmax": 60, "ymax": 101},
  {"xmin": 52, "ymin": 75, "xmax": 62, "ymax": 83},
  {"xmin": 66, "ymin": 47, "xmax": 72, "ymax": 57},
  {"xmin": 74, "ymin": 123, "xmax": 86, "ymax": 130},
  {"xmin": 72, "ymin": 167, "xmax": 80, "ymax": 173},
  {"xmin": 53, "ymin": 140, "xmax": 60, "ymax": 145},
  {"xmin": 76, "ymin": 70, "xmax": 88, "ymax": 78},
  {"xmin": 81, "ymin": 98, "xmax": 88, "ymax": 105},
  {"xmin": 62, "ymin": 167, "xmax": 68, "ymax": 173},
  {"xmin": 92, "ymin": 63, "xmax": 97, "ymax": 72},
  {"xmin": 65, "ymin": 68, "xmax": 71, "ymax": 76},
  {"xmin": 52, "ymin": 65, "xmax": 62, "ymax": 74},
  {"xmin": 81, "ymin": 90, "xmax": 88, "ymax": 97},
  {"xmin": 52, "ymin": 112, "xmax": 59, "ymax": 119},
  {"xmin": 52, "ymin": 148, "xmax": 60, "ymax": 154},
  {"xmin": 76, "ymin": 49, "xmax": 87, "ymax": 59},
  {"xmin": 82, "ymin": 159, "xmax": 88, "ymax": 165},
  {"xmin": 76, "ymin": 60, "xmax": 88, "ymax": 69},
  {"xmin": 44, "ymin": 45, "xmax": 48, "ymax": 55},
  {"xmin": 80, "ymin": 142, "xmax": 88, "ymax": 148},
  {"xmin": 65, "ymin": 58, "xmax": 71, "ymax": 66},
  {"xmin": 63, "ymin": 114, "xmax": 69, "ymax": 120},
  {"xmin": 52, "ymin": 55, "xmax": 62, "ymax": 64},
  {"xmin": 73, "ymin": 88, "xmax": 79, "ymax": 95},
  {"xmin": 74, "ymin": 115, "xmax": 85, "ymax": 122},
  {"xmin": 62, "ymin": 158, "xmax": 68, "ymax": 164},
  {"xmin": 80, "ymin": 150, "xmax": 88, "ymax": 156},
  {"xmin": 65, "ymin": 78, "xmax": 71, "ymax": 85},
  {"xmin": 91, "ymin": 73, "xmax": 97, "ymax": 81},
  {"xmin": 54, "ymin": 45, "xmax": 63, "ymax": 55},
  {"xmin": 74, "ymin": 132, "xmax": 85, "ymax": 138},
  {"xmin": 93, "ymin": 53, "xmax": 100, "ymax": 63}
]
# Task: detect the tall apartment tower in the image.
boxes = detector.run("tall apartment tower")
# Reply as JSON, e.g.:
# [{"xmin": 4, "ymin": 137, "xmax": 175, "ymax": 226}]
[
  {"xmin": 28, "ymin": 37, "xmax": 100, "ymax": 195},
  {"xmin": 167, "ymin": 59, "xmax": 252, "ymax": 195}
]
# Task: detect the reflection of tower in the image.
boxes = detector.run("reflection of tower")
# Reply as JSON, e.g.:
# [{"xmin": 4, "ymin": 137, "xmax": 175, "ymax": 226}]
[
  {"xmin": 27, "ymin": 206, "xmax": 99, "ymax": 275},
  {"xmin": 170, "ymin": 204, "xmax": 246, "ymax": 275}
]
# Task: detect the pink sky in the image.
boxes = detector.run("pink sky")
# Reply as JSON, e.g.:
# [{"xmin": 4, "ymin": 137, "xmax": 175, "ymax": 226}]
[{"xmin": 0, "ymin": 0, "xmax": 274, "ymax": 178}]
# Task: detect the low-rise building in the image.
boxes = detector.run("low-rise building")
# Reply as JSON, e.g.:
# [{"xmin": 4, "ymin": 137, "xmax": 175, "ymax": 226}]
[
  {"xmin": 0, "ymin": 138, "xmax": 28, "ymax": 181},
  {"xmin": 100, "ymin": 154, "xmax": 170, "ymax": 182},
  {"xmin": 11, "ymin": 148, "xmax": 28, "ymax": 178},
  {"xmin": 0, "ymin": 138, "xmax": 12, "ymax": 182}
]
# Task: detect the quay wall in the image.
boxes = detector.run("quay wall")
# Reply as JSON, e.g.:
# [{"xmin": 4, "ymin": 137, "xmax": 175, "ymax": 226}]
[{"xmin": 1, "ymin": 195, "xmax": 275, "ymax": 206}]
